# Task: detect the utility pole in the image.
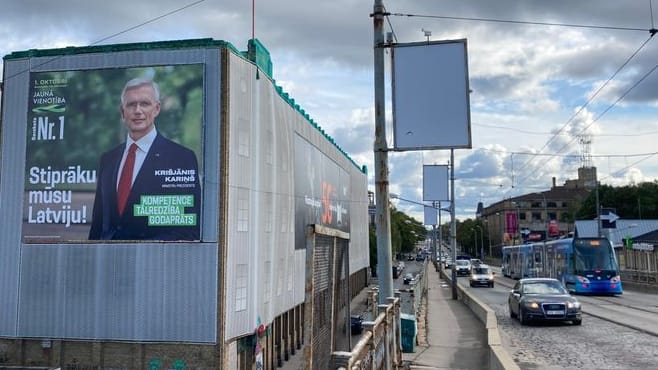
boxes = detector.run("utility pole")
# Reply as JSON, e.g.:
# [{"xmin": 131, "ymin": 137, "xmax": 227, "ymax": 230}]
[{"xmin": 372, "ymin": 0, "xmax": 393, "ymax": 304}]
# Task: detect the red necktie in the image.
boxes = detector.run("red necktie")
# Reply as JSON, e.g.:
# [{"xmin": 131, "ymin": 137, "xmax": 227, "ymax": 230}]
[{"xmin": 117, "ymin": 143, "xmax": 137, "ymax": 216}]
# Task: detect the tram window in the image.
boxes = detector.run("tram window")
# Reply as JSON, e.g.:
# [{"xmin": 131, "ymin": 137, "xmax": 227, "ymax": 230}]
[{"xmin": 534, "ymin": 252, "xmax": 541, "ymax": 264}]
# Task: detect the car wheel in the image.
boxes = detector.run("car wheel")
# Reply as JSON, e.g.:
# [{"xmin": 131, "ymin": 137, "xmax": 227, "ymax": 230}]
[
  {"xmin": 518, "ymin": 307, "xmax": 527, "ymax": 325},
  {"xmin": 572, "ymin": 319, "xmax": 582, "ymax": 326},
  {"xmin": 509, "ymin": 304, "xmax": 516, "ymax": 318},
  {"xmin": 469, "ymin": 282, "xmax": 474, "ymax": 287}
]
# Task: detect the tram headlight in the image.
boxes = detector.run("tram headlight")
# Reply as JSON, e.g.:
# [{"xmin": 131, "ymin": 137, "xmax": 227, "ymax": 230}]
[
  {"xmin": 610, "ymin": 275, "xmax": 621, "ymax": 283},
  {"xmin": 576, "ymin": 276, "xmax": 590, "ymax": 284}
]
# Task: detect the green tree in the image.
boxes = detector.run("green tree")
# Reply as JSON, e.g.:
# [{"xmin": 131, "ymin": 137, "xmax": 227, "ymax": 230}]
[
  {"xmin": 576, "ymin": 182, "xmax": 658, "ymax": 220},
  {"xmin": 455, "ymin": 218, "xmax": 490, "ymax": 257},
  {"xmin": 368, "ymin": 207, "xmax": 426, "ymax": 271}
]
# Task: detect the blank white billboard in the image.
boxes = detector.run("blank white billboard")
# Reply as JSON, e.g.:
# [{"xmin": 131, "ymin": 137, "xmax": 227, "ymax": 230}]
[
  {"xmin": 392, "ymin": 39, "xmax": 471, "ymax": 150},
  {"xmin": 423, "ymin": 165, "xmax": 449, "ymax": 201},
  {"xmin": 424, "ymin": 206, "xmax": 438, "ymax": 226}
]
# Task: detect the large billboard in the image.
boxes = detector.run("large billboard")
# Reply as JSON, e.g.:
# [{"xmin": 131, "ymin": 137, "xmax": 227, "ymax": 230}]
[
  {"xmin": 23, "ymin": 65, "xmax": 203, "ymax": 242},
  {"xmin": 294, "ymin": 134, "xmax": 350, "ymax": 249}
]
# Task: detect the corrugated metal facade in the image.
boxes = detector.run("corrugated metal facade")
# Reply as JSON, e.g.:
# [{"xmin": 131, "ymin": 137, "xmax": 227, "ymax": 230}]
[
  {"xmin": 1, "ymin": 45, "xmax": 222, "ymax": 342},
  {"xmin": 223, "ymin": 51, "xmax": 369, "ymax": 340},
  {"xmin": 0, "ymin": 57, "xmax": 29, "ymax": 336},
  {"xmin": 575, "ymin": 219, "xmax": 658, "ymax": 245}
]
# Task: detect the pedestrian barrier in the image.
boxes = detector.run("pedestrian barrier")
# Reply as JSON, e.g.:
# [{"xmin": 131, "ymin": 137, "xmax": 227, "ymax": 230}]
[{"xmin": 332, "ymin": 296, "xmax": 402, "ymax": 370}]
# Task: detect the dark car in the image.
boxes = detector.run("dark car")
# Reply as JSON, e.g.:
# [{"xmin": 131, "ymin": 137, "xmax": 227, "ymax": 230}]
[
  {"xmin": 403, "ymin": 273, "xmax": 415, "ymax": 285},
  {"xmin": 350, "ymin": 314, "xmax": 364, "ymax": 335},
  {"xmin": 508, "ymin": 278, "xmax": 582, "ymax": 326}
]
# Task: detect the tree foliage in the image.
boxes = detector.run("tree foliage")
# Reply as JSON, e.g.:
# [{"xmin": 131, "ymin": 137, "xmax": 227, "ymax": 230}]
[
  {"xmin": 576, "ymin": 182, "xmax": 658, "ymax": 220},
  {"xmin": 368, "ymin": 206, "xmax": 427, "ymax": 269}
]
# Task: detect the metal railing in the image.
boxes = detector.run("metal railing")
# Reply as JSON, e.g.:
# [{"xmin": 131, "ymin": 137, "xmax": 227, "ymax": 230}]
[{"xmin": 332, "ymin": 296, "xmax": 401, "ymax": 370}]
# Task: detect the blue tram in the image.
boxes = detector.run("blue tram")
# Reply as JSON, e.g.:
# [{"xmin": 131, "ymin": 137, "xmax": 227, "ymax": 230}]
[{"xmin": 501, "ymin": 237, "xmax": 622, "ymax": 295}]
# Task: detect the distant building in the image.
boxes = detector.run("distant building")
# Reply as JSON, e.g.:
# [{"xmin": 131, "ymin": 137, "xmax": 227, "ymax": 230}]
[{"xmin": 480, "ymin": 168, "xmax": 595, "ymax": 256}]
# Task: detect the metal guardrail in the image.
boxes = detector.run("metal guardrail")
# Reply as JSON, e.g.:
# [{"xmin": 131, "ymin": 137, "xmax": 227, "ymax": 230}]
[
  {"xmin": 331, "ymin": 259, "xmax": 438, "ymax": 369},
  {"xmin": 332, "ymin": 296, "xmax": 402, "ymax": 370}
]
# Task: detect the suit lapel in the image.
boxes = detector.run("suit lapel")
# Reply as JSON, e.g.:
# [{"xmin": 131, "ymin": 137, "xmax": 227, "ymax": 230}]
[{"xmin": 130, "ymin": 134, "xmax": 164, "ymax": 201}]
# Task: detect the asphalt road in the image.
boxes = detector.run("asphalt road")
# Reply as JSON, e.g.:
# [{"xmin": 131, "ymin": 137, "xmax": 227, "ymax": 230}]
[{"xmin": 461, "ymin": 267, "xmax": 658, "ymax": 370}]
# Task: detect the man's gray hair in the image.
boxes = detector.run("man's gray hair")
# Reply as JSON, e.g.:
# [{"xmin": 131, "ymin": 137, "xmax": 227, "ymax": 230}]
[{"xmin": 121, "ymin": 77, "xmax": 160, "ymax": 105}]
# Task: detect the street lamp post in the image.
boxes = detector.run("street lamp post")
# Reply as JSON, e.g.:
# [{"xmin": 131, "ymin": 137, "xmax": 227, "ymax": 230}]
[
  {"xmin": 496, "ymin": 212, "xmax": 503, "ymax": 252},
  {"xmin": 484, "ymin": 220, "xmax": 491, "ymax": 258},
  {"xmin": 512, "ymin": 201, "xmax": 521, "ymax": 245},
  {"xmin": 476, "ymin": 225, "xmax": 484, "ymax": 259}
]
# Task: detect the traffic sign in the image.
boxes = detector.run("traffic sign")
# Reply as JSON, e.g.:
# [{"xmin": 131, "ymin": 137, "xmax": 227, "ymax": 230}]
[{"xmin": 600, "ymin": 208, "xmax": 619, "ymax": 229}]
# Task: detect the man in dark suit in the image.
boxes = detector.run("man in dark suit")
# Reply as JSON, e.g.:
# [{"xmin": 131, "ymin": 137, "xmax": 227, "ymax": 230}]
[{"xmin": 88, "ymin": 78, "xmax": 201, "ymax": 241}]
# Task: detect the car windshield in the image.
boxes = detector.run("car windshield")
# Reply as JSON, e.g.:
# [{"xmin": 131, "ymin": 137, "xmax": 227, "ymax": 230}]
[
  {"xmin": 472, "ymin": 267, "xmax": 489, "ymax": 274},
  {"xmin": 456, "ymin": 260, "xmax": 469, "ymax": 266},
  {"xmin": 522, "ymin": 281, "xmax": 567, "ymax": 294}
]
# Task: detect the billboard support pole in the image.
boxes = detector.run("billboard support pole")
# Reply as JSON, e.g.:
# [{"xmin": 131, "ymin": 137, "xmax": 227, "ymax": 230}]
[
  {"xmin": 373, "ymin": 0, "xmax": 394, "ymax": 304},
  {"xmin": 450, "ymin": 149, "xmax": 458, "ymax": 299}
]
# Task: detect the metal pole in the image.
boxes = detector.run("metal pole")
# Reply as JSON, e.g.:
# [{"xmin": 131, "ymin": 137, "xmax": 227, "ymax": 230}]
[
  {"xmin": 438, "ymin": 204, "xmax": 443, "ymax": 271},
  {"xmin": 596, "ymin": 182, "xmax": 602, "ymax": 237},
  {"xmin": 373, "ymin": 0, "xmax": 393, "ymax": 304},
  {"xmin": 512, "ymin": 202, "xmax": 523, "ymax": 245},
  {"xmin": 479, "ymin": 225, "xmax": 484, "ymax": 260},
  {"xmin": 431, "ymin": 201, "xmax": 437, "ymax": 267},
  {"xmin": 432, "ymin": 224, "xmax": 437, "ymax": 270},
  {"xmin": 487, "ymin": 220, "xmax": 492, "ymax": 259},
  {"xmin": 450, "ymin": 149, "xmax": 458, "ymax": 299}
]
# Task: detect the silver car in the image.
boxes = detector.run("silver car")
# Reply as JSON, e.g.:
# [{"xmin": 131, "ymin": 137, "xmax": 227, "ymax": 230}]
[
  {"xmin": 454, "ymin": 259, "xmax": 471, "ymax": 276},
  {"xmin": 469, "ymin": 265, "xmax": 494, "ymax": 287}
]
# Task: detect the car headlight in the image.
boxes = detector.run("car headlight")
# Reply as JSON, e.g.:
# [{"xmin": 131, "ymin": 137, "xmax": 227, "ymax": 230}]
[
  {"xmin": 577, "ymin": 276, "xmax": 590, "ymax": 284},
  {"xmin": 610, "ymin": 275, "xmax": 621, "ymax": 283},
  {"xmin": 567, "ymin": 301, "xmax": 581, "ymax": 309},
  {"xmin": 524, "ymin": 301, "xmax": 540, "ymax": 309}
]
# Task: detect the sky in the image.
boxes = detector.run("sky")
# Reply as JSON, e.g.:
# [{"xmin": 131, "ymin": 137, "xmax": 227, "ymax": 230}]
[{"xmin": 2, "ymin": 0, "xmax": 658, "ymax": 223}]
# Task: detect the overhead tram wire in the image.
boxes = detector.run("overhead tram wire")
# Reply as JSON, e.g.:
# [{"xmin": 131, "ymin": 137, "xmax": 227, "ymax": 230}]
[
  {"xmin": 390, "ymin": 13, "xmax": 653, "ymax": 33},
  {"xmin": 601, "ymin": 152, "xmax": 658, "ymax": 181},
  {"xmin": 477, "ymin": 147, "xmax": 658, "ymax": 160},
  {"xmin": 2, "ymin": 0, "xmax": 207, "ymax": 82},
  {"xmin": 388, "ymin": 8, "xmax": 658, "ymax": 190},
  {"xmin": 515, "ymin": 59, "xmax": 658, "ymax": 188},
  {"xmin": 475, "ymin": 121, "xmax": 658, "ymax": 137},
  {"xmin": 514, "ymin": 33, "xmax": 657, "ymax": 188},
  {"xmin": 389, "ymin": 9, "xmax": 658, "ymax": 189}
]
